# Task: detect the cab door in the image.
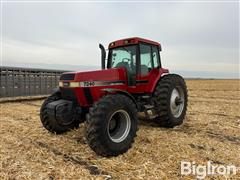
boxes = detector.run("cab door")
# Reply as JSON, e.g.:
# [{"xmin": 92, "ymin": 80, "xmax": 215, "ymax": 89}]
[{"xmin": 135, "ymin": 43, "xmax": 161, "ymax": 93}]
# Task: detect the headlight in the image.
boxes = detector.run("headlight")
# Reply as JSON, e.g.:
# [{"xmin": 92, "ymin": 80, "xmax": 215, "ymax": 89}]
[{"xmin": 59, "ymin": 82, "xmax": 63, "ymax": 87}]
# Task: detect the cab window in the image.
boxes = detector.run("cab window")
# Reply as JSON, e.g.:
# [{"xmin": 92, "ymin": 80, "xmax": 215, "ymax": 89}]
[
  {"xmin": 109, "ymin": 45, "xmax": 136, "ymax": 75},
  {"xmin": 152, "ymin": 46, "xmax": 160, "ymax": 68},
  {"xmin": 140, "ymin": 44, "xmax": 152, "ymax": 76}
]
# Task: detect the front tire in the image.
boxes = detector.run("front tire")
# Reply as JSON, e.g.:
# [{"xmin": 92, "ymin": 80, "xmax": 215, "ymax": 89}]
[
  {"xmin": 40, "ymin": 92, "xmax": 84, "ymax": 134},
  {"xmin": 85, "ymin": 94, "xmax": 138, "ymax": 157},
  {"xmin": 153, "ymin": 74, "xmax": 188, "ymax": 128}
]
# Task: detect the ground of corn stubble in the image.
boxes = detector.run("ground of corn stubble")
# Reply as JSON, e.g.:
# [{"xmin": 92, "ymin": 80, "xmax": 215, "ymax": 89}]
[{"xmin": 0, "ymin": 80, "xmax": 239, "ymax": 180}]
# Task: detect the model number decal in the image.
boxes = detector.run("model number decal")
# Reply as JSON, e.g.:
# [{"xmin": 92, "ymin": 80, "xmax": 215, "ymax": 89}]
[
  {"xmin": 83, "ymin": 81, "xmax": 95, "ymax": 87},
  {"xmin": 80, "ymin": 81, "xmax": 125, "ymax": 87}
]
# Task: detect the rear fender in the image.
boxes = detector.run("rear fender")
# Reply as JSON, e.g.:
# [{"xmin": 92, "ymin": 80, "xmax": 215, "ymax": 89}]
[{"xmin": 150, "ymin": 68, "xmax": 169, "ymax": 93}]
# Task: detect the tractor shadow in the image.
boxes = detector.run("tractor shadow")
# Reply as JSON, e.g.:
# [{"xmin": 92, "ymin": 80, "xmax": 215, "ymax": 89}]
[
  {"xmin": 138, "ymin": 113, "xmax": 160, "ymax": 127},
  {"xmin": 34, "ymin": 140, "xmax": 112, "ymax": 178},
  {"xmin": 138, "ymin": 114, "xmax": 193, "ymax": 130}
]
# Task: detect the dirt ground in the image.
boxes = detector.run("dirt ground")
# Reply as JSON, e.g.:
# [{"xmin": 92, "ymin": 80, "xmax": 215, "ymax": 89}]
[{"xmin": 0, "ymin": 80, "xmax": 240, "ymax": 179}]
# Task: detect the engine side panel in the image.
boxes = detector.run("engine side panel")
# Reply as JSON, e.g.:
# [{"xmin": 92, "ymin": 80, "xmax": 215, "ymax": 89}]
[{"xmin": 59, "ymin": 68, "xmax": 128, "ymax": 107}]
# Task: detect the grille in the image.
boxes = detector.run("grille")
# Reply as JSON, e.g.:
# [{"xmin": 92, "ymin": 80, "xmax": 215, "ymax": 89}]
[{"xmin": 60, "ymin": 73, "xmax": 75, "ymax": 80}]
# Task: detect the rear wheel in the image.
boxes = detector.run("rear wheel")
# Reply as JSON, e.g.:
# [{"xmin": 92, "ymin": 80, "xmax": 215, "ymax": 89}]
[
  {"xmin": 40, "ymin": 91, "xmax": 85, "ymax": 134},
  {"xmin": 153, "ymin": 74, "xmax": 188, "ymax": 127},
  {"xmin": 85, "ymin": 94, "xmax": 138, "ymax": 156}
]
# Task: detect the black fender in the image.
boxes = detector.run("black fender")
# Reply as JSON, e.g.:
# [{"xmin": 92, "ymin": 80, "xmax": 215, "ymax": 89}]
[{"xmin": 101, "ymin": 88, "xmax": 139, "ymax": 110}]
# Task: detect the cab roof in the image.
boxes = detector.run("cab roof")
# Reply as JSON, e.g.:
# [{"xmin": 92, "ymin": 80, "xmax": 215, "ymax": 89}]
[{"xmin": 108, "ymin": 37, "xmax": 161, "ymax": 49}]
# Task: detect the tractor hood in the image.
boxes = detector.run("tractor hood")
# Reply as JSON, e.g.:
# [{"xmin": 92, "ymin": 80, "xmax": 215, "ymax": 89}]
[{"xmin": 60, "ymin": 68, "xmax": 127, "ymax": 86}]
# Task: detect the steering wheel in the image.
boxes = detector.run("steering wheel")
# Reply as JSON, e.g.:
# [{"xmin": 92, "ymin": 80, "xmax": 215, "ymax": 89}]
[{"xmin": 122, "ymin": 58, "xmax": 131, "ymax": 63}]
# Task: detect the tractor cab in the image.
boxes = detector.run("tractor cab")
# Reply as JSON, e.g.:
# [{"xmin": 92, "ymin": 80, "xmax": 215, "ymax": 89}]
[{"xmin": 101, "ymin": 37, "xmax": 162, "ymax": 86}]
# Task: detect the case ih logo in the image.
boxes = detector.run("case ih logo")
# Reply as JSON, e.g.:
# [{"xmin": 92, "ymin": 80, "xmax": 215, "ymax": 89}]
[{"xmin": 63, "ymin": 82, "xmax": 69, "ymax": 87}]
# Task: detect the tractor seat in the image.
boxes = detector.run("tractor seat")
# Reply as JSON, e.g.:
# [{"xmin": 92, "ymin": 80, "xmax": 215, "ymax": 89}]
[
  {"xmin": 141, "ymin": 65, "xmax": 149, "ymax": 75},
  {"xmin": 116, "ymin": 62, "xmax": 131, "ymax": 72}
]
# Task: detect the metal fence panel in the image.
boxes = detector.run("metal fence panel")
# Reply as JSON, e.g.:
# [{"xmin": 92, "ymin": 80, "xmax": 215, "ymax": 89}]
[{"xmin": 0, "ymin": 66, "xmax": 66, "ymax": 98}]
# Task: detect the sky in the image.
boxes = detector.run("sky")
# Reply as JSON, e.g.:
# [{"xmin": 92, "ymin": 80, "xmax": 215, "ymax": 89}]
[{"xmin": 1, "ymin": 0, "xmax": 239, "ymax": 78}]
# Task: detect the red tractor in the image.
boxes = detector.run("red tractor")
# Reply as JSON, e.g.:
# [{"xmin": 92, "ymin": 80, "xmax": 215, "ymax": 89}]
[{"xmin": 40, "ymin": 37, "xmax": 188, "ymax": 156}]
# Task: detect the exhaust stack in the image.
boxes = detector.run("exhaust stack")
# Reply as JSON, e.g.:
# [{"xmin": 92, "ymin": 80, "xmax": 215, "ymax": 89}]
[{"xmin": 99, "ymin": 44, "xmax": 106, "ymax": 70}]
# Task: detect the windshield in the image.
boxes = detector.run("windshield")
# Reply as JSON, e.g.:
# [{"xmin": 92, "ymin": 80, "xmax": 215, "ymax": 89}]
[{"xmin": 108, "ymin": 45, "xmax": 137, "ymax": 74}]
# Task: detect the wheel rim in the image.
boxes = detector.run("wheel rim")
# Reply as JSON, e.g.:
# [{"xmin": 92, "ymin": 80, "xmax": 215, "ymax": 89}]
[
  {"xmin": 170, "ymin": 87, "xmax": 185, "ymax": 118},
  {"xmin": 107, "ymin": 110, "xmax": 131, "ymax": 143}
]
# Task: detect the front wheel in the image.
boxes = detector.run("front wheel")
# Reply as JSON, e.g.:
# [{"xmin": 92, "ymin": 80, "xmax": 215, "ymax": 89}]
[
  {"xmin": 153, "ymin": 74, "xmax": 188, "ymax": 127},
  {"xmin": 85, "ymin": 94, "xmax": 138, "ymax": 157},
  {"xmin": 40, "ymin": 91, "xmax": 85, "ymax": 134}
]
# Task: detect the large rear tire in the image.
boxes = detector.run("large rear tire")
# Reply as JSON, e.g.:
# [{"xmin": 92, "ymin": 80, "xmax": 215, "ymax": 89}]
[
  {"xmin": 153, "ymin": 74, "xmax": 188, "ymax": 128},
  {"xmin": 85, "ymin": 94, "xmax": 138, "ymax": 156},
  {"xmin": 40, "ymin": 92, "xmax": 85, "ymax": 134}
]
